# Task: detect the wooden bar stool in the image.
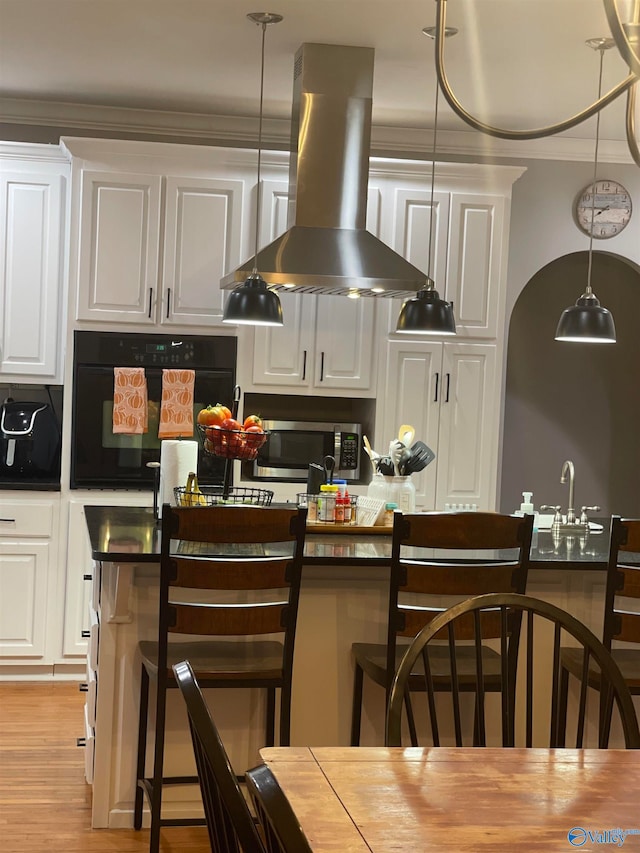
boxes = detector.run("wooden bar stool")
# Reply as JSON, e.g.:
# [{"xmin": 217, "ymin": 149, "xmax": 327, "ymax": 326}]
[
  {"xmin": 558, "ymin": 515, "xmax": 640, "ymax": 746},
  {"xmin": 350, "ymin": 511, "xmax": 534, "ymax": 746},
  {"xmin": 133, "ymin": 503, "xmax": 307, "ymax": 853}
]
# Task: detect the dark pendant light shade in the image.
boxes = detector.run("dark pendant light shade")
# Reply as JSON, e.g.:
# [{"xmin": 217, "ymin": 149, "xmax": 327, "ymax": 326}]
[
  {"xmin": 396, "ymin": 280, "xmax": 456, "ymax": 335},
  {"xmin": 222, "ymin": 273, "xmax": 283, "ymax": 326},
  {"xmin": 555, "ymin": 291, "xmax": 616, "ymax": 343}
]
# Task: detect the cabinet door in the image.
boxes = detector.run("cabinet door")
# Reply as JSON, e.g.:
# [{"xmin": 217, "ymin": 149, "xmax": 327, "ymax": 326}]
[
  {"xmin": 162, "ymin": 176, "xmax": 243, "ymax": 326},
  {"xmin": 0, "ymin": 171, "xmax": 64, "ymax": 379},
  {"xmin": 62, "ymin": 501, "xmax": 93, "ymax": 658},
  {"xmin": 252, "ymin": 180, "xmax": 313, "ymax": 387},
  {"xmin": 446, "ymin": 193, "xmax": 505, "ymax": 338},
  {"xmin": 377, "ymin": 340, "xmax": 443, "ymax": 510},
  {"xmin": 314, "ymin": 297, "xmax": 376, "ymax": 390},
  {"xmin": 435, "ymin": 342, "xmax": 498, "ymax": 510},
  {"xmin": 76, "ymin": 170, "xmax": 162, "ymax": 323},
  {"xmin": 252, "ymin": 292, "xmax": 314, "ymax": 386},
  {"xmin": 381, "ymin": 188, "xmax": 450, "ymax": 336},
  {"xmin": 0, "ymin": 540, "xmax": 50, "ymax": 660}
]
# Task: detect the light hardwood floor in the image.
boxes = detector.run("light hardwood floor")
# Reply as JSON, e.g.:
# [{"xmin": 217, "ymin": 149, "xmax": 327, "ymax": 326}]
[{"xmin": 0, "ymin": 682, "xmax": 211, "ymax": 853}]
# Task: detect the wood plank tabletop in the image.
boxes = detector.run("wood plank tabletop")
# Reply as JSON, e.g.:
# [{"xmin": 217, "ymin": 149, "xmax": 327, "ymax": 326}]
[{"xmin": 260, "ymin": 747, "xmax": 640, "ymax": 852}]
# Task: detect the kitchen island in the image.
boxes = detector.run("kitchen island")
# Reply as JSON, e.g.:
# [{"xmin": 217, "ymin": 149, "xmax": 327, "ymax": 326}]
[{"xmin": 82, "ymin": 505, "xmax": 632, "ymax": 828}]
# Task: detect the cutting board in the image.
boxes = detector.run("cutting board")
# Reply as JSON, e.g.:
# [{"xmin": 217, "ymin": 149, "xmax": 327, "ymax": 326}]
[{"xmin": 306, "ymin": 523, "xmax": 392, "ymax": 535}]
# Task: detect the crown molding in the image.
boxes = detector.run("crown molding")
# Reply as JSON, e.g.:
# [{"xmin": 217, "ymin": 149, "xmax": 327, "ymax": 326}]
[{"xmin": 0, "ymin": 96, "xmax": 635, "ymax": 165}]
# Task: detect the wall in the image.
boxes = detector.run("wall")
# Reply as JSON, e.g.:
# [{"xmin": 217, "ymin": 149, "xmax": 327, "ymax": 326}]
[{"xmin": 499, "ymin": 158, "xmax": 640, "ymax": 514}]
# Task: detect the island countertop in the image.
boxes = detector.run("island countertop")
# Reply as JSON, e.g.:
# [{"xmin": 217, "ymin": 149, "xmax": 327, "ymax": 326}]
[{"xmin": 83, "ymin": 505, "xmax": 619, "ymax": 570}]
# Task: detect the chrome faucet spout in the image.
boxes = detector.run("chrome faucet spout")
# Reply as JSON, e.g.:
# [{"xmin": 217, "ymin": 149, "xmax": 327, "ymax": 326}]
[{"xmin": 560, "ymin": 460, "xmax": 576, "ymax": 523}]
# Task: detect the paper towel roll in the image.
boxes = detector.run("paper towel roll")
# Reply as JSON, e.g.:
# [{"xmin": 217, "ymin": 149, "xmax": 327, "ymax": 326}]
[{"xmin": 158, "ymin": 439, "xmax": 198, "ymax": 516}]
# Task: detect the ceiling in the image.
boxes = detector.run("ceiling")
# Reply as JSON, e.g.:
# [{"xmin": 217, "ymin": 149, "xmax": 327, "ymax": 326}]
[{"xmin": 0, "ymin": 0, "xmax": 637, "ymax": 153}]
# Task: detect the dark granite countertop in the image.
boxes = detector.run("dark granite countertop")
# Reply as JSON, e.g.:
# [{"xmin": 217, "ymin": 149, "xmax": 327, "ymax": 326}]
[{"xmin": 83, "ymin": 505, "xmax": 624, "ymax": 570}]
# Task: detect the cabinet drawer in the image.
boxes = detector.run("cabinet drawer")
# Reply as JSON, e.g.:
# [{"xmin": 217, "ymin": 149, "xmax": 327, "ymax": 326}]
[{"xmin": 0, "ymin": 502, "xmax": 54, "ymax": 537}]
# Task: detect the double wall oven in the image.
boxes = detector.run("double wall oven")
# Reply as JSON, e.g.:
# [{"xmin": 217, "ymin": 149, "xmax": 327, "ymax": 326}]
[{"xmin": 71, "ymin": 331, "xmax": 236, "ymax": 490}]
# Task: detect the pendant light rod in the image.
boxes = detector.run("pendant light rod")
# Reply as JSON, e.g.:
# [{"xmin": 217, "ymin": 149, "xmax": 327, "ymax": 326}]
[
  {"xmin": 426, "ymin": 81, "xmax": 439, "ymax": 282},
  {"xmin": 423, "ymin": 25, "xmax": 457, "ymax": 287},
  {"xmin": 222, "ymin": 12, "xmax": 284, "ymax": 327},
  {"xmin": 247, "ymin": 12, "xmax": 283, "ymax": 276},
  {"xmin": 554, "ymin": 37, "xmax": 617, "ymax": 344},
  {"xmin": 585, "ymin": 38, "xmax": 611, "ymax": 296}
]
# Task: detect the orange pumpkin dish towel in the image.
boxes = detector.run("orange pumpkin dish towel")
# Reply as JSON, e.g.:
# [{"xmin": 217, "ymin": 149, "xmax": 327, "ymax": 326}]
[
  {"xmin": 113, "ymin": 367, "xmax": 148, "ymax": 434},
  {"xmin": 158, "ymin": 369, "xmax": 195, "ymax": 439}
]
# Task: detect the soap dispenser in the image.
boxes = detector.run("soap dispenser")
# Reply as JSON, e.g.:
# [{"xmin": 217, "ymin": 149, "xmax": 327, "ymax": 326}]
[{"xmin": 520, "ymin": 491, "xmax": 534, "ymax": 514}]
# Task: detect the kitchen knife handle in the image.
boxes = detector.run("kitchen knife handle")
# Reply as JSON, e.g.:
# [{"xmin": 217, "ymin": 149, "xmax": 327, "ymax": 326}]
[
  {"xmin": 445, "ymin": 372, "xmax": 451, "ymax": 402},
  {"xmin": 302, "ymin": 350, "xmax": 307, "ymax": 381},
  {"xmin": 320, "ymin": 351, "xmax": 325, "ymax": 382},
  {"xmin": 434, "ymin": 372, "xmax": 440, "ymax": 402},
  {"xmin": 148, "ymin": 287, "xmax": 154, "ymax": 319},
  {"xmin": 166, "ymin": 288, "xmax": 171, "ymax": 319}
]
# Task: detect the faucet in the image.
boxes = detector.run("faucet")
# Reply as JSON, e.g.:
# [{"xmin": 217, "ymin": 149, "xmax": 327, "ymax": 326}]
[
  {"xmin": 541, "ymin": 459, "xmax": 600, "ymax": 532},
  {"xmin": 560, "ymin": 460, "xmax": 576, "ymax": 524}
]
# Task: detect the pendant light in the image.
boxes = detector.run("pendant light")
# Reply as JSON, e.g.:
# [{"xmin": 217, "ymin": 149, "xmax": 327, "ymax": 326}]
[
  {"xmin": 396, "ymin": 26, "xmax": 457, "ymax": 336},
  {"xmin": 223, "ymin": 12, "xmax": 284, "ymax": 327},
  {"xmin": 555, "ymin": 39, "xmax": 617, "ymax": 345}
]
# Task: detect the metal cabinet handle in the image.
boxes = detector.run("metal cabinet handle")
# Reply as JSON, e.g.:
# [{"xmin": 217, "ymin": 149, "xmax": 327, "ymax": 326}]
[
  {"xmin": 445, "ymin": 372, "xmax": 451, "ymax": 403},
  {"xmin": 166, "ymin": 287, "xmax": 171, "ymax": 319},
  {"xmin": 148, "ymin": 287, "xmax": 154, "ymax": 319},
  {"xmin": 320, "ymin": 351, "xmax": 325, "ymax": 382},
  {"xmin": 81, "ymin": 630, "xmax": 90, "ymax": 639},
  {"xmin": 83, "ymin": 574, "xmax": 93, "ymax": 581},
  {"xmin": 434, "ymin": 372, "xmax": 440, "ymax": 402},
  {"xmin": 0, "ymin": 518, "xmax": 16, "ymax": 523},
  {"xmin": 76, "ymin": 738, "xmax": 86, "ymax": 748},
  {"xmin": 302, "ymin": 350, "xmax": 307, "ymax": 381},
  {"xmin": 79, "ymin": 682, "xmax": 89, "ymax": 692}
]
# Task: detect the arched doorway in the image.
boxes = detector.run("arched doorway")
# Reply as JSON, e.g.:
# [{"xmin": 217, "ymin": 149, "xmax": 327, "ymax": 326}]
[{"xmin": 500, "ymin": 251, "xmax": 640, "ymax": 517}]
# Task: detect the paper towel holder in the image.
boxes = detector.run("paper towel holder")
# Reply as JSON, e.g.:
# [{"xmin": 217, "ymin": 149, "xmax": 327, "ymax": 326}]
[{"xmin": 146, "ymin": 461, "xmax": 161, "ymax": 520}]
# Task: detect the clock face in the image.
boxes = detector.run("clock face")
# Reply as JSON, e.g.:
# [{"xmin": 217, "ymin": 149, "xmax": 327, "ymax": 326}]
[{"xmin": 575, "ymin": 179, "xmax": 632, "ymax": 239}]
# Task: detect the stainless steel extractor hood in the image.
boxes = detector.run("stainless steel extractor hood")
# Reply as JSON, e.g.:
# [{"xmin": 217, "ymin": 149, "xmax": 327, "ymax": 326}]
[{"xmin": 221, "ymin": 43, "xmax": 428, "ymax": 298}]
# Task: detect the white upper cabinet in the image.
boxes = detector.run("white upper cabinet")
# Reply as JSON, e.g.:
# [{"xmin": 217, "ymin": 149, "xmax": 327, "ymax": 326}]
[
  {"xmin": 372, "ymin": 161, "xmax": 524, "ymax": 340},
  {"xmin": 75, "ymin": 169, "xmax": 243, "ymax": 327},
  {"xmin": 249, "ymin": 179, "xmax": 377, "ymax": 395},
  {"xmin": 0, "ymin": 145, "xmax": 68, "ymax": 382}
]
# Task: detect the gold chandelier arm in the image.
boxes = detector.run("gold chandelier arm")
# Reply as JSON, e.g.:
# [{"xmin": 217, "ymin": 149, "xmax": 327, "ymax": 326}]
[
  {"xmin": 434, "ymin": 0, "xmax": 636, "ymax": 141},
  {"xmin": 604, "ymin": 0, "xmax": 640, "ymax": 77},
  {"xmin": 627, "ymin": 80, "xmax": 640, "ymax": 166}
]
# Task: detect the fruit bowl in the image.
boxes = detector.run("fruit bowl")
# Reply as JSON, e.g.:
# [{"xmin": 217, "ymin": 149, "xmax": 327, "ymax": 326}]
[{"xmin": 197, "ymin": 424, "xmax": 268, "ymax": 461}]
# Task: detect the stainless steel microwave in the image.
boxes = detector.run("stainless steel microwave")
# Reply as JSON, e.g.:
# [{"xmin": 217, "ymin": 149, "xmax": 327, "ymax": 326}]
[{"xmin": 252, "ymin": 420, "xmax": 362, "ymax": 482}]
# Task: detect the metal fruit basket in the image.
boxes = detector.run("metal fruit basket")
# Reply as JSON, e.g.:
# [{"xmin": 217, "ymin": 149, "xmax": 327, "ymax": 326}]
[
  {"xmin": 197, "ymin": 423, "xmax": 268, "ymax": 461},
  {"xmin": 174, "ymin": 484, "xmax": 274, "ymax": 506}
]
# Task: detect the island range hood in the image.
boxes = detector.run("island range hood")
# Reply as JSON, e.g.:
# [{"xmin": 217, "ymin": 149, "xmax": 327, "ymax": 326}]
[{"xmin": 221, "ymin": 43, "xmax": 428, "ymax": 299}]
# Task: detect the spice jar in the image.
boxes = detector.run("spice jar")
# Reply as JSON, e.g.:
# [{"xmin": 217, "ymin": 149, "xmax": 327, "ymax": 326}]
[
  {"xmin": 318, "ymin": 484, "xmax": 338, "ymax": 522},
  {"xmin": 384, "ymin": 502, "xmax": 398, "ymax": 526}
]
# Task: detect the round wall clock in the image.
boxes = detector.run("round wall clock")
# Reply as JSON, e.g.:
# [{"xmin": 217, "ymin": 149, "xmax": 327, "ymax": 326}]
[{"xmin": 574, "ymin": 179, "xmax": 632, "ymax": 238}]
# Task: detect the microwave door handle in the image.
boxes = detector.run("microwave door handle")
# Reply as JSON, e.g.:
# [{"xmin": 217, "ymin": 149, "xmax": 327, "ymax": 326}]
[
  {"xmin": 334, "ymin": 431, "xmax": 341, "ymax": 466},
  {"xmin": 6, "ymin": 438, "xmax": 15, "ymax": 467}
]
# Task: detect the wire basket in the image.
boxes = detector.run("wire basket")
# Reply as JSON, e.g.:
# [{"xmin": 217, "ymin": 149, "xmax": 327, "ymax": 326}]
[
  {"xmin": 174, "ymin": 485, "xmax": 274, "ymax": 507},
  {"xmin": 197, "ymin": 424, "xmax": 268, "ymax": 461}
]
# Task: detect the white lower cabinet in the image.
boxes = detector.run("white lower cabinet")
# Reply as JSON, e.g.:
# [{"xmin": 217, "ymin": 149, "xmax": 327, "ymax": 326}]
[
  {"xmin": 0, "ymin": 495, "xmax": 59, "ymax": 670},
  {"xmin": 377, "ymin": 340, "xmax": 499, "ymax": 511}
]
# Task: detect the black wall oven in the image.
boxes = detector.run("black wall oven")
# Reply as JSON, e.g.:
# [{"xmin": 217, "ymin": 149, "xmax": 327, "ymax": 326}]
[{"xmin": 71, "ymin": 331, "xmax": 236, "ymax": 490}]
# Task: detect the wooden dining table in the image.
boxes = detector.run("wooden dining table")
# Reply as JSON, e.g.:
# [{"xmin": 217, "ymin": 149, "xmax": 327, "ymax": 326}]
[{"xmin": 259, "ymin": 746, "xmax": 640, "ymax": 852}]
